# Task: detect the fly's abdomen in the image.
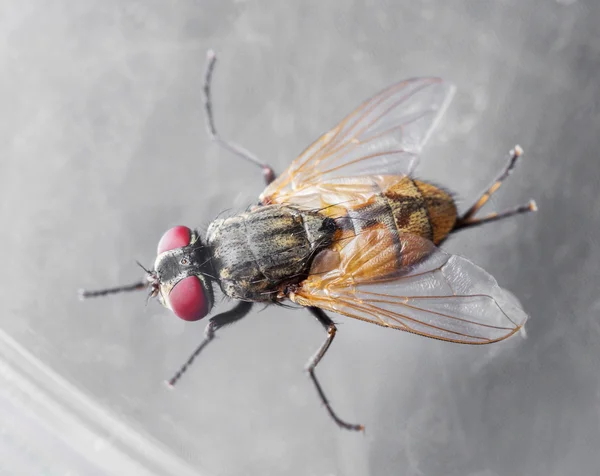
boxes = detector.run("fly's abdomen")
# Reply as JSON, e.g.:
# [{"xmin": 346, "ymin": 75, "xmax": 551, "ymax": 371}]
[
  {"xmin": 346, "ymin": 176, "xmax": 457, "ymax": 246},
  {"xmin": 413, "ymin": 180, "xmax": 457, "ymax": 244},
  {"xmin": 206, "ymin": 205, "xmax": 336, "ymax": 301}
]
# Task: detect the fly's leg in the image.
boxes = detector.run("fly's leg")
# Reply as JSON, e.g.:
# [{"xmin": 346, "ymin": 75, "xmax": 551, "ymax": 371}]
[
  {"xmin": 459, "ymin": 145, "xmax": 525, "ymax": 222},
  {"xmin": 79, "ymin": 262, "xmax": 154, "ymax": 299},
  {"xmin": 166, "ymin": 301, "xmax": 253, "ymax": 387},
  {"xmin": 78, "ymin": 280, "xmax": 147, "ymax": 299},
  {"xmin": 454, "ymin": 145, "xmax": 537, "ymax": 231},
  {"xmin": 306, "ymin": 307, "xmax": 364, "ymax": 432},
  {"xmin": 203, "ymin": 50, "xmax": 276, "ymax": 186},
  {"xmin": 454, "ymin": 201, "xmax": 537, "ymax": 231}
]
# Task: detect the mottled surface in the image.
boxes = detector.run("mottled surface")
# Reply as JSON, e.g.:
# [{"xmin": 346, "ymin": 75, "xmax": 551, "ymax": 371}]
[
  {"xmin": 1, "ymin": 1, "xmax": 600, "ymax": 475},
  {"xmin": 207, "ymin": 205, "xmax": 334, "ymax": 301}
]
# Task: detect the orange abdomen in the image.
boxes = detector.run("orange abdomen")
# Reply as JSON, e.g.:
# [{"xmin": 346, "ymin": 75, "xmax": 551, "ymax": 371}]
[
  {"xmin": 413, "ymin": 180, "xmax": 457, "ymax": 244},
  {"xmin": 378, "ymin": 177, "xmax": 456, "ymax": 245}
]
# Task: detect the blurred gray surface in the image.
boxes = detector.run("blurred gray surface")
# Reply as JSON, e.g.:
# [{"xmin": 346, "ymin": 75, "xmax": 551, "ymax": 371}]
[{"xmin": 1, "ymin": 1, "xmax": 600, "ymax": 475}]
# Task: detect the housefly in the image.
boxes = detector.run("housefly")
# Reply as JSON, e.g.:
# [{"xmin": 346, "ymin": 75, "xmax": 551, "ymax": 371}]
[{"xmin": 81, "ymin": 50, "xmax": 537, "ymax": 431}]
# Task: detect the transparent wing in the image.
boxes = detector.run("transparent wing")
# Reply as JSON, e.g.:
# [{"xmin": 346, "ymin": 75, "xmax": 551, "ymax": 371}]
[
  {"xmin": 261, "ymin": 78, "xmax": 455, "ymax": 205},
  {"xmin": 293, "ymin": 229, "xmax": 528, "ymax": 344}
]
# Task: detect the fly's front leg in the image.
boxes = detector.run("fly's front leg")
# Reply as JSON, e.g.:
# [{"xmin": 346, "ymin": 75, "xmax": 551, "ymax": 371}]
[
  {"xmin": 454, "ymin": 145, "xmax": 537, "ymax": 231},
  {"xmin": 306, "ymin": 307, "xmax": 364, "ymax": 432},
  {"xmin": 203, "ymin": 50, "xmax": 276, "ymax": 185},
  {"xmin": 79, "ymin": 280, "xmax": 147, "ymax": 299},
  {"xmin": 167, "ymin": 301, "xmax": 253, "ymax": 387}
]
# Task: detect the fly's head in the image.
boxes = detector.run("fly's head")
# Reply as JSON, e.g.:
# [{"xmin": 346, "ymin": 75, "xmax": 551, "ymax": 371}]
[{"xmin": 147, "ymin": 226, "xmax": 215, "ymax": 321}]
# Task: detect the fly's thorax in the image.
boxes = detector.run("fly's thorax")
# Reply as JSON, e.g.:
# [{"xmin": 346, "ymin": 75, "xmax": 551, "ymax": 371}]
[
  {"xmin": 302, "ymin": 212, "xmax": 337, "ymax": 250},
  {"xmin": 206, "ymin": 205, "xmax": 337, "ymax": 301}
]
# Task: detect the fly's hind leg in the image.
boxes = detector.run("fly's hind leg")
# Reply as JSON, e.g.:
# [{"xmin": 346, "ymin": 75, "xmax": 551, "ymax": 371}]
[
  {"xmin": 454, "ymin": 145, "xmax": 537, "ymax": 231},
  {"xmin": 306, "ymin": 307, "xmax": 364, "ymax": 432},
  {"xmin": 203, "ymin": 50, "xmax": 276, "ymax": 185}
]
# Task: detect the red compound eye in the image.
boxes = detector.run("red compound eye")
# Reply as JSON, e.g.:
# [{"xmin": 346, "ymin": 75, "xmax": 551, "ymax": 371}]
[
  {"xmin": 157, "ymin": 226, "xmax": 191, "ymax": 255},
  {"xmin": 167, "ymin": 276, "xmax": 209, "ymax": 321}
]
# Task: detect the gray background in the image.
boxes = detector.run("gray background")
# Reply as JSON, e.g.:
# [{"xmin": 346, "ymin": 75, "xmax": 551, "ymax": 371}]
[{"xmin": 2, "ymin": 0, "xmax": 600, "ymax": 475}]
